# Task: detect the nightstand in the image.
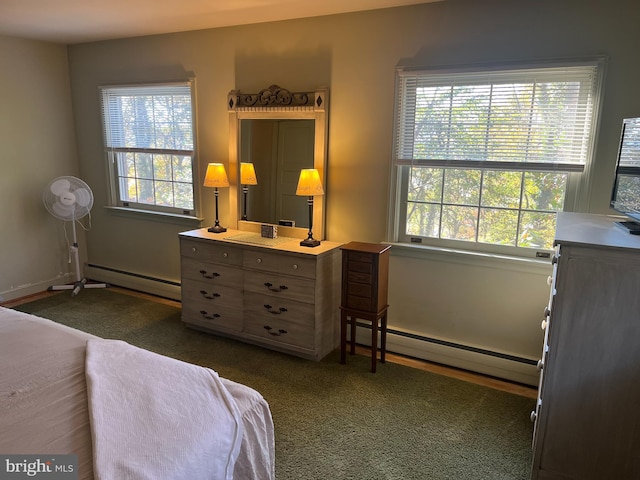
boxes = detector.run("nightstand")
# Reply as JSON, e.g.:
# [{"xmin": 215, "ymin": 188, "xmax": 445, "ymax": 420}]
[{"xmin": 339, "ymin": 242, "xmax": 391, "ymax": 373}]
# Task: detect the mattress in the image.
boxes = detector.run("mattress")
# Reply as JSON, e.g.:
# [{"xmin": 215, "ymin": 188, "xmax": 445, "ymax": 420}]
[{"xmin": 0, "ymin": 306, "xmax": 275, "ymax": 479}]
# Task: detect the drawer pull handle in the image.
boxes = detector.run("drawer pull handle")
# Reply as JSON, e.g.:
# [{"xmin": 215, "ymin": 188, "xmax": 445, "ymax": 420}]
[
  {"xmin": 263, "ymin": 282, "xmax": 288, "ymax": 292},
  {"xmin": 292, "ymin": 264, "xmax": 298, "ymax": 270},
  {"xmin": 199, "ymin": 290, "xmax": 220, "ymax": 300},
  {"xmin": 199, "ymin": 310, "xmax": 220, "ymax": 319},
  {"xmin": 551, "ymin": 255, "xmax": 558, "ymax": 264},
  {"xmin": 264, "ymin": 325, "xmax": 288, "ymax": 336},
  {"xmin": 199, "ymin": 269, "xmax": 220, "ymax": 279},
  {"xmin": 530, "ymin": 411, "xmax": 537, "ymax": 422},
  {"xmin": 536, "ymin": 360, "xmax": 543, "ymax": 371},
  {"xmin": 191, "ymin": 247, "xmax": 197, "ymax": 253},
  {"xmin": 223, "ymin": 252, "xmax": 228, "ymax": 258},
  {"xmin": 544, "ymin": 306, "xmax": 551, "ymax": 318},
  {"xmin": 256, "ymin": 258, "xmax": 262, "ymax": 264},
  {"xmin": 541, "ymin": 319, "xmax": 547, "ymax": 330},
  {"xmin": 263, "ymin": 304, "xmax": 287, "ymax": 315}
]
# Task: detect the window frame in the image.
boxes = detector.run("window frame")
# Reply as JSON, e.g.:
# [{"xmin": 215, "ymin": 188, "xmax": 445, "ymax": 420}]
[
  {"xmin": 389, "ymin": 58, "xmax": 605, "ymax": 258},
  {"xmin": 99, "ymin": 80, "xmax": 201, "ymax": 219}
]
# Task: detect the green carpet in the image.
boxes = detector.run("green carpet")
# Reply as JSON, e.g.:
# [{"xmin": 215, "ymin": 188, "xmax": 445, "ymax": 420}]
[{"xmin": 13, "ymin": 289, "xmax": 534, "ymax": 480}]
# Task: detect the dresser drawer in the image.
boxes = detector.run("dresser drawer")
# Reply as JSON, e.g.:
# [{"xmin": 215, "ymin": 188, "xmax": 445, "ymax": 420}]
[
  {"xmin": 243, "ymin": 250, "xmax": 316, "ymax": 279},
  {"xmin": 182, "ymin": 300, "xmax": 241, "ymax": 331},
  {"xmin": 181, "ymin": 278, "xmax": 242, "ymax": 309},
  {"xmin": 181, "ymin": 257, "xmax": 243, "ymax": 286},
  {"xmin": 244, "ymin": 270, "xmax": 315, "ymax": 304},
  {"xmin": 180, "ymin": 238, "xmax": 243, "ymax": 266},
  {"xmin": 243, "ymin": 294, "xmax": 315, "ymax": 349}
]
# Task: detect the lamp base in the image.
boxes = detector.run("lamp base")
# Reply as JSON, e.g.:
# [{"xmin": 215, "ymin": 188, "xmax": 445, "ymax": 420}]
[
  {"xmin": 208, "ymin": 225, "xmax": 227, "ymax": 234},
  {"xmin": 300, "ymin": 237, "xmax": 321, "ymax": 247}
]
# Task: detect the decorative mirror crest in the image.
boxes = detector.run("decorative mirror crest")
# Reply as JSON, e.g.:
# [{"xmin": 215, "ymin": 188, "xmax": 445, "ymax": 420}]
[{"xmin": 228, "ymin": 85, "xmax": 325, "ymax": 110}]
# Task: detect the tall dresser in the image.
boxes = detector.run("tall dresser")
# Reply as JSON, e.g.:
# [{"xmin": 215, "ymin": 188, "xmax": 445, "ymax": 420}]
[
  {"xmin": 179, "ymin": 228, "xmax": 342, "ymax": 361},
  {"xmin": 531, "ymin": 213, "xmax": 640, "ymax": 480}
]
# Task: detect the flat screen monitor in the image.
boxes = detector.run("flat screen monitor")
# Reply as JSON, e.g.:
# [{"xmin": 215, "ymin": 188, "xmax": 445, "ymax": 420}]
[{"xmin": 610, "ymin": 117, "xmax": 640, "ymax": 234}]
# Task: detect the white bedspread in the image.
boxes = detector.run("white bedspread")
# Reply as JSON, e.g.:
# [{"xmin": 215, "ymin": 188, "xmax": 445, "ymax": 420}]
[
  {"xmin": 85, "ymin": 339, "xmax": 243, "ymax": 480},
  {"xmin": 0, "ymin": 306, "xmax": 275, "ymax": 479}
]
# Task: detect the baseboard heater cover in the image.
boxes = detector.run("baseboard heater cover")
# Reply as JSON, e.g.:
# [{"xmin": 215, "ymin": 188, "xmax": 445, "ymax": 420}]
[
  {"xmin": 351, "ymin": 322, "xmax": 539, "ymax": 386},
  {"xmin": 85, "ymin": 264, "xmax": 181, "ymax": 301}
]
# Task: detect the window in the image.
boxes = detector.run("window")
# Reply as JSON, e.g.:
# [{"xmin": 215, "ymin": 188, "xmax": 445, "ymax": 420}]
[
  {"xmin": 100, "ymin": 81, "xmax": 197, "ymax": 216},
  {"xmin": 392, "ymin": 61, "xmax": 603, "ymax": 255}
]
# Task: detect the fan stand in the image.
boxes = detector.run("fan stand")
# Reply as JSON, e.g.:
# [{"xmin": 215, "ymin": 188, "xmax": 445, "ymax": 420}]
[{"xmin": 48, "ymin": 214, "xmax": 109, "ymax": 296}]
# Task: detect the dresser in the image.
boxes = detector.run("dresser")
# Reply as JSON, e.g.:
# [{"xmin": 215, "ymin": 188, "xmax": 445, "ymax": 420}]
[
  {"xmin": 179, "ymin": 228, "xmax": 342, "ymax": 361},
  {"xmin": 530, "ymin": 213, "xmax": 640, "ymax": 480}
]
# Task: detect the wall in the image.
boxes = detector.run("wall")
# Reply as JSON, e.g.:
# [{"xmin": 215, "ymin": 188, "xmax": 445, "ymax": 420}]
[
  {"xmin": 0, "ymin": 35, "xmax": 82, "ymax": 301},
  {"xmin": 22, "ymin": 0, "xmax": 638, "ymax": 383}
]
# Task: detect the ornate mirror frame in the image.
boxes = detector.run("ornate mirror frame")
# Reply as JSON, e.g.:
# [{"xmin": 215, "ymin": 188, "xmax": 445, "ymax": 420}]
[{"xmin": 227, "ymin": 85, "xmax": 329, "ymax": 240}]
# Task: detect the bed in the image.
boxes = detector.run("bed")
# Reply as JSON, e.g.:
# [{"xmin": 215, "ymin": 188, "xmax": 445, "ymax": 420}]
[{"xmin": 0, "ymin": 306, "xmax": 275, "ymax": 480}]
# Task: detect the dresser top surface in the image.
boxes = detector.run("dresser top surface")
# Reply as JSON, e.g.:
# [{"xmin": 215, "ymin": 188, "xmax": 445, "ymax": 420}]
[
  {"xmin": 180, "ymin": 228, "xmax": 342, "ymax": 256},
  {"xmin": 555, "ymin": 212, "xmax": 640, "ymax": 251}
]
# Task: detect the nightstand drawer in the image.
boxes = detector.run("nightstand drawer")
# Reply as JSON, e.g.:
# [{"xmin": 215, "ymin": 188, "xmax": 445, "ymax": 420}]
[
  {"xmin": 346, "ymin": 260, "xmax": 373, "ymax": 275},
  {"xmin": 346, "ymin": 282, "xmax": 373, "ymax": 298},
  {"xmin": 347, "ymin": 251, "xmax": 374, "ymax": 264},
  {"xmin": 345, "ymin": 295, "xmax": 373, "ymax": 311},
  {"xmin": 347, "ymin": 271, "xmax": 372, "ymax": 284}
]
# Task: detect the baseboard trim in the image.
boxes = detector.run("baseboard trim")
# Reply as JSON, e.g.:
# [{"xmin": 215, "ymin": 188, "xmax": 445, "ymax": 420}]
[
  {"xmin": 0, "ymin": 273, "xmax": 75, "ymax": 302},
  {"xmin": 84, "ymin": 264, "xmax": 181, "ymax": 301},
  {"xmin": 352, "ymin": 324, "xmax": 540, "ymax": 386}
]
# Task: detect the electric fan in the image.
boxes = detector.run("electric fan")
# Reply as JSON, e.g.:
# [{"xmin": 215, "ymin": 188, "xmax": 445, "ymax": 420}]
[{"xmin": 43, "ymin": 176, "xmax": 109, "ymax": 296}]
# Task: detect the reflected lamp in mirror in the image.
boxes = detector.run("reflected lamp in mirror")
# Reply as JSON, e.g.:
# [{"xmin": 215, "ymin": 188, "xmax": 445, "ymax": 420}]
[
  {"xmin": 203, "ymin": 163, "xmax": 230, "ymax": 233},
  {"xmin": 295, "ymin": 168, "xmax": 324, "ymax": 247},
  {"xmin": 240, "ymin": 162, "xmax": 258, "ymax": 221}
]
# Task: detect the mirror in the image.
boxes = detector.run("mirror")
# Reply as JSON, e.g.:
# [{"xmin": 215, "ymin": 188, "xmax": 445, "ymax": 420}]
[{"xmin": 228, "ymin": 85, "xmax": 329, "ymax": 240}]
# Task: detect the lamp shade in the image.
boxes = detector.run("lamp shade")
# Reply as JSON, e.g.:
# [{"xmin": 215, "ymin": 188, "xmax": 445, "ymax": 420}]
[
  {"xmin": 203, "ymin": 163, "xmax": 229, "ymax": 188},
  {"xmin": 240, "ymin": 162, "xmax": 258, "ymax": 185},
  {"xmin": 295, "ymin": 168, "xmax": 324, "ymax": 196}
]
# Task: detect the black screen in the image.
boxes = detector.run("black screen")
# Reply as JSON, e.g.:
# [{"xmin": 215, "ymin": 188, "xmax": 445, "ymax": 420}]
[{"xmin": 611, "ymin": 117, "xmax": 640, "ymax": 223}]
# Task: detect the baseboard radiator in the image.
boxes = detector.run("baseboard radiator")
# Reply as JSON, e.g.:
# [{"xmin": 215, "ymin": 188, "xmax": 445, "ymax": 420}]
[
  {"xmin": 84, "ymin": 264, "xmax": 181, "ymax": 301},
  {"xmin": 351, "ymin": 322, "xmax": 539, "ymax": 387}
]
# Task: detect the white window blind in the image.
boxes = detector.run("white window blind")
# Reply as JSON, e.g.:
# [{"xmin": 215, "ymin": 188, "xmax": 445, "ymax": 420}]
[
  {"xmin": 101, "ymin": 83, "xmax": 193, "ymax": 152},
  {"xmin": 395, "ymin": 64, "xmax": 600, "ymax": 172}
]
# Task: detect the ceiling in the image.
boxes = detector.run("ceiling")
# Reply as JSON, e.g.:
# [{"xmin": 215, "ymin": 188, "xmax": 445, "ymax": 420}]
[{"xmin": 0, "ymin": 0, "xmax": 441, "ymax": 45}]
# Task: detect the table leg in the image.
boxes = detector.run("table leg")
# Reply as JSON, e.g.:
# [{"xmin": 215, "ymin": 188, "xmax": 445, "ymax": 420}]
[
  {"xmin": 349, "ymin": 315, "xmax": 356, "ymax": 356},
  {"xmin": 340, "ymin": 309, "xmax": 347, "ymax": 364},
  {"xmin": 371, "ymin": 316, "xmax": 378, "ymax": 373},
  {"xmin": 380, "ymin": 310, "xmax": 387, "ymax": 364}
]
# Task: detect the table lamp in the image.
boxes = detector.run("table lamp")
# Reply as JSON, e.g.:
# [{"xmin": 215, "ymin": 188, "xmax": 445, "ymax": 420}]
[
  {"xmin": 295, "ymin": 168, "xmax": 324, "ymax": 247},
  {"xmin": 203, "ymin": 162, "xmax": 230, "ymax": 233}
]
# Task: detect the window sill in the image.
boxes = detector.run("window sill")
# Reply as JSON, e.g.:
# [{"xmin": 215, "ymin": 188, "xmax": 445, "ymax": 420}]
[
  {"xmin": 384, "ymin": 241, "xmax": 553, "ymax": 275},
  {"xmin": 104, "ymin": 206, "xmax": 204, "ymax": 227}
]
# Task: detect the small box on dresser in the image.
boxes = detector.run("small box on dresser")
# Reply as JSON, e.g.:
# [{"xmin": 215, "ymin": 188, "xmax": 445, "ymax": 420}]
[{"xmin": 179, "ymin": 229, "xmax": 342, "ymax": 361}]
